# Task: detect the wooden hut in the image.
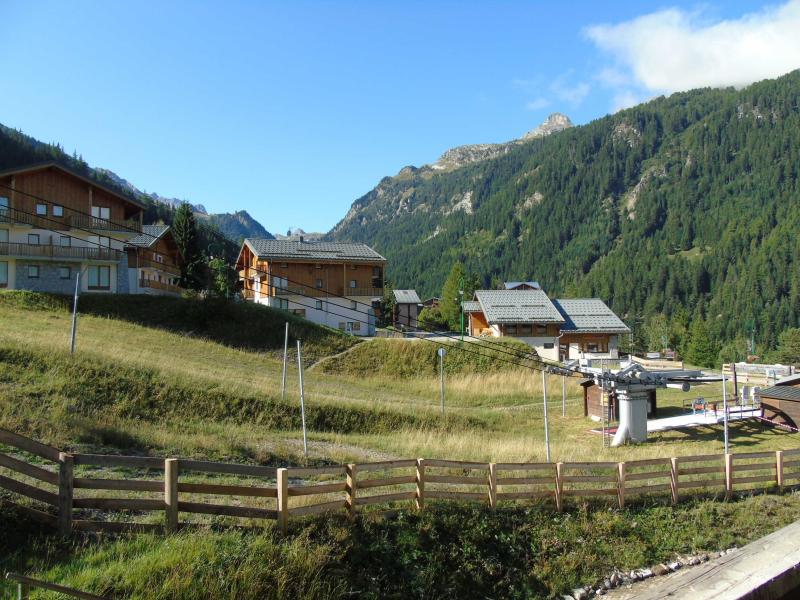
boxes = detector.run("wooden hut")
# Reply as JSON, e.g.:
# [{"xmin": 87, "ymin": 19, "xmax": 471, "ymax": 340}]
[{"xmin": 759, "ymin": 375, "xmax": 800, "ymax": 430}]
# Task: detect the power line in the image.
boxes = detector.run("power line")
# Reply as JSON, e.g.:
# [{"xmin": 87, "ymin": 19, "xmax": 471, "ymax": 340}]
[{"xmin": 2, "ymin": 191, "xmax": 613, "ymax": 380}]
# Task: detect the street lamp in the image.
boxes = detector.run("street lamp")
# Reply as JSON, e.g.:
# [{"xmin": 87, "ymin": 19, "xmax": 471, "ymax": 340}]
[{"xmin": 458, "ymin": 276, "xmax": 465, "ymax": 342}]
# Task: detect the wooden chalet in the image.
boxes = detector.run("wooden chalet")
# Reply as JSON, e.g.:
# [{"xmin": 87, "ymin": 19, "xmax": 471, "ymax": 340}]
[
  {"xmin": 125, "ymin": 224, "xmax": 184, "ymax": 296},
  {"xmin": 760, "ymin": 374, "xmax": 800, "ymax": 431}
]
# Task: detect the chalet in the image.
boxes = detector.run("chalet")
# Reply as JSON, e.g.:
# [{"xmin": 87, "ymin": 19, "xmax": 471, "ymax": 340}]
[
  {"xmin": 759, "ymin": 374, "xmax": 800, "ymax": 431},
  {"xmin": 464, "ymin": 288, "xmax": 565, "ymax": 361},
  {"xmin": 236, "ymin": 237, "xmax": 386, "ymax": 336},
  {"xmin": 464, "ymin": 285, "xmax": 629, "ymax": 362},
  {"xmin": 393, "ymin": 289, "xmax": 422, "ymax": 329},
  {"xmin": 551, "ymin": 299, "xmax": 630, "ymax": 361},
  {"xmin": 125, "ymin": 225, "xmax": 184, "ymax": 296},
  {"xmin": 504, "ymin": 281, "xmax": 541, "ymax": 290},
  {"xmin": 0, "ymin": 162, "xmax": 144, "ymax": 294}
]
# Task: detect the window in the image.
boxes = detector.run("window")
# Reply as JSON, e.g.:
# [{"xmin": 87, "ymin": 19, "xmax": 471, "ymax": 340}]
[
  {"xmin": 315, "ymin": 279, "xmax": 323, "ymax": 288},
  {"xmin": 60, "ymin": 236, "xmax": 71, "ymax": 247},
  {"xmin": 352, "ymin": 322, "xmax": 361, "ymax": 332},
  {"xmin": 315, "ymin": 264, "xmax": 322, "ymax": 269},
  {"xmin": 338, "ymin": 322, "xmax": 346, "ymax": 330},
  {"xmin": 0, "ymin": 229, "xmax": 7, "ymax": 243},
  {"xmin": 292, "ymin": 309, "xmax": 306, "ymax": 317},
  {"xmin": 277, "ymin": 298, "xmax": 289, "ymax": 310},
  {"xmin": 350, "ymin": 300, "xmax": 358, "ymax": 310},
  {"xmin": 0, "ymin": 261, "xmax": 7, "ymax": 287},
  {"xmin": 315, "ymin": 300, "xmax": 323, "ymax": 310},
  {"xmin": 28, "ymin": 265, "xmax": 40, "ymax": 279},
  {"xmin": 506, "ymin": 325, "xmax": 518, "ymax": 335},
  {"xmin": 535, "ymin": 324, "xmax": 547, "ymax": 335},
  {"xmin": 280, "ymin": 262, "xmax": 288, "ymax": 268},
  {"xmin": 0, "ymin": 196, "xmax": 8, "ymax": 213},
  {"xmin": 581, "ymin": 341, "xmax": 609, "ymax": 353},
  {"xmin": 36, "ymin": 204, "xmax": 47, "ymax": 216},
  {"xmin": 28, "ymin": 234, "xmax": 40, "ymax": 245},
  {"xmin": 52, "ymin": 205, "xmax": 64, "ymax": 217},
  {"xmin": 350, "ymin": 264, "xmax": 357, "ymax": 270},
  {"xmin": 519, "ymin": 324, "xmax": 532, "ymax": 335},
  {"xmin": 87, "ymin": 266, "xmax": 111, "ymax": 290},
  {"xmin": 91, "ymin": 206, "xmax": 110, "ymax": 220},
  {"xmin": 58, "ymin": 266, "xmax": 71, "ymax": 279},
  {"xmin": 543, "ymin": 342, "xmax": 555, "ymax": 349},
  {"xmin": 349, "ymin": 280, "xmax": 357, "ymax": 288}
]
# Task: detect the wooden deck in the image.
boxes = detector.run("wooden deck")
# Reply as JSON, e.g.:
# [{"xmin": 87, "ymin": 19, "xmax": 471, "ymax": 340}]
[{"xmin": 606, "ymin": 520, "xmax": 800, "ymax": 599}]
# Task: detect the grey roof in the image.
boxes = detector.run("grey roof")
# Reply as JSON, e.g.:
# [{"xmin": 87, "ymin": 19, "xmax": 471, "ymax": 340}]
[
  {"xmin": 552, "ymin": 298, "xmax": 630, "ymax": 334},
  {"xmin": 128, "ymin": 224, "xmax": 170, "ymax": 248},
  {"xmin": 760, "ymin": 385, "xmax": 800, "ymax": 402},
  {"xmin": 462, "ymin": 300, "xmax": 482, "ymax": 313},
  {"xmin": 504, "ymin": 281, "xmax": 541, "ymax": 290},
  {"xmin": 393, "ymin": 289, "xmax": 421, "ymax": 304},
  {"xmin": 474, "ymin": 289, "xmax": 564, "ymax": 324},
  {"xmin": 245, "ymin": 238, "xmax": 386, "ymax": 262},
  {"xmin": 774, "ymin": 374, "xmax": 800, "ymax": 386}
]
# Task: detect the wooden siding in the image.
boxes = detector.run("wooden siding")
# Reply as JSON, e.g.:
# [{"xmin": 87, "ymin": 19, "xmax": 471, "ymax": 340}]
[
  {"xmin": 126, "ymin": 233, "xmax": 181, "ymax": 273},
  {"xmin": 1, "ymin": 167, "xmax": 142, "ymax": 225},
  {"xmin": 469, "ymin": 311, "xmax": 490, "ymax": 336},
  {"xmin": 254, "ymin": 260, "xmax": 383, "ymax": 298},
  {"xmin": 761, "ymin": 397, "xmax": 800, "ymax": 430}
]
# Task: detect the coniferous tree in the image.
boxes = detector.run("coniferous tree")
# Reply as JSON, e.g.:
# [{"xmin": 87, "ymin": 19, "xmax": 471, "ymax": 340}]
[
  {"xmin": 686, "ymin": 319, "xmax": 718, "ymax": 368},
  {"xmin": 172, "ymin": 202, "xmax": 204, "ymax": 290}
]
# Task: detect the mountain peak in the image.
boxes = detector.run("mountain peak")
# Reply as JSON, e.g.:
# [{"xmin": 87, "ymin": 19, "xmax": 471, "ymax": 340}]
[{"xmin": 522, "ymin": 113, "xmax": 573, "ymax": 140}]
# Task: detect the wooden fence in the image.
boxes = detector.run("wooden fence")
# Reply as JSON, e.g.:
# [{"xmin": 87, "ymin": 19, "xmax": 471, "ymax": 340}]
[{"xmin": 2, "ymin": 428, "xmax": 800, "ymax": 535}]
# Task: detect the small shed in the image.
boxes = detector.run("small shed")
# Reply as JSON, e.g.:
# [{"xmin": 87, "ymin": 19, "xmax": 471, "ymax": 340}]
[
  {"xmin": 580, "ymin": 379, "xmax": 657, "ymax": 422},
  {"xmin": 759, "ymin": 374, "xmax": 800, "ymax": 431},
  {"xmin": 393, "ymin": 289, "xmax": 422, "ymax": 329}
]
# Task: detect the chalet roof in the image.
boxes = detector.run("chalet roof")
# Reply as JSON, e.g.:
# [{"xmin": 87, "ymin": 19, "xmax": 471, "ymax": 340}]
[
  {"xmin": 127, "ymin": 224, "xmax": 171, "ymax": 248},
  {"xmin": 0, "ymin": 161, "xmax": 145, "ymax": 209},
  {"xmin": 393, "ymin": 289, "xmax": 421, "ymax": 304},
  {"xmin": 474, "ymin": 289, "xmax": 564, "ymax": 324},
  {"xmin": 244, "ymin": 238, "xmax": 386, "ymax": 263},
  {"xmin": 504, "ymin": 281, "xmax": 541, "ymax": 290},
  {"xmin": 552, "ymin": 299, "xmax": 630, "ymax": 334},
  {"xmin": 774, "ymin": 374, "xmax": 800, "ymax": 387},
  {"xmin": 759, "ymin": 385, "xmax": 800, "ymax": 402},
  {"xmin": 462, "ymin": 300, "xmax": 482, "ymax": 313}
]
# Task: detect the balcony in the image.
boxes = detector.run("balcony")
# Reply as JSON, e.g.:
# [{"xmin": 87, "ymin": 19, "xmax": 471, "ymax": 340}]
[
  {"xmin": 0, "ymin": 242, "xmax": 123, "ymax": 262},
  {"xmin": 0, "ymin": 206, "xmax": 140, "ymax": 233},
  {"xmin": 138, "ymin": 257, "xmax": 180, "ymax": 277},
  {"xmin": 274, "ymin": 286, "xmax": 327, "ymax": 297},
  {"xmin": 139, "ymin": 278, "xmax": 183, "ymax": 295},
  {"xmin": 346, "ymin": 287, "xmax": 384, "ymax": 297}
]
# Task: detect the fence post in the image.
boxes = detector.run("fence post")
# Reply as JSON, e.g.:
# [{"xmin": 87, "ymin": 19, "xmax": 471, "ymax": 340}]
[
  {"xmin": 415, "ymin": 458, "xmax": 425, "ymax": 510},
  {"xmin": 57, "ymin": 452, "xmax": 73, "ymax": 536},
  {"xmin": 555, "ymin": 462, "xmax": 563, "ymax": 512},
  {"xmin": 164, "ymin": 458, "xmax": 179, "ymax": 532},
  {"xmin": 725, "ymin": 453, "xmax": 734, "ymax": 499},
  {"xmin": 776, "ymin": 450, "xmax": 784, "ymax": 490},
  {"xmin": 346, "ymin": 463, "xmax": 357, "ymax": 520},
  {"xmin": 17, "ymin": 582, "xmax": 30, "ymax": 600},
  {"xmin": 617, "ymin": 462, "xmax": 626, "ymax": 509},
  {"xmin": 488, "ymin": 463, "xmax": 497, "ymax": 510},
  {"xmin": 670, "ymin": 457, "xmax": 679, "ymax": 504},
  {"xmin": 277, "ymin": 468, "xmax": 289, "ymax": 534}
]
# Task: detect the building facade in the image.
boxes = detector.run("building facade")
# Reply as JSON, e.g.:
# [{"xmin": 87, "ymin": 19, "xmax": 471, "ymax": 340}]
[
  {"xmin": 0, "ymin": 163, "xmax": 144, "ymax": 294},
  {"xmin": 125, "ymin": 224, "xmax": 184, "ymax": 296},
  {"xmin": 464, "ymin": 286, "xmax": 629, "ymax": 362},
  {"xmin": 236, "ymin": 238, "xmax": 386, "ymax": 336},
  {"xmin": 393, "ymin": 289, "xmax": 421, "ymax": 329}
]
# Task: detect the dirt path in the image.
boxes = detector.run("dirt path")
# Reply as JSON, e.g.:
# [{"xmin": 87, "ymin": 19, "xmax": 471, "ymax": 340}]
[{"xmin": 306, "ymin": 338, "xmax": 371, "ymax": 371}]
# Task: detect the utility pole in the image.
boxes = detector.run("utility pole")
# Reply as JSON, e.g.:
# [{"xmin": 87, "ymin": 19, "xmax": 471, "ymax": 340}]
[
  {"xmin": 69, "ymin": 271, "xmax": 80, "ymax": 354},
  {"xmin": 722, "ymin": 369, "xmax": 729, "ymax": 454},
  {"xmin": 562, "ymin": 375, "xmax": 567, "ymax": 417},
  {"xmin": 281, "ymin": 322, "xmax": 289, "ymax": 401},
  {"xmin": 438, "ymin": 347, "xmax": 446, "ymax": 416},
  {"xmin": 458, "ymin": 276, "xmax": 465, "ymax": 342},
  {"xmin": 297, "ymin": 340, "xmax": 308, "ymax": 458},
  {"xmin": 542, "ymin": 370, "xmax": 551, "ymax": 462}
]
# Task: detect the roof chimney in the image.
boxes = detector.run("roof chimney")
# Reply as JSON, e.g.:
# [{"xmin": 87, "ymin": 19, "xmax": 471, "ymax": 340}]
[{"xmin": 299, "ymin": 235, "xmax": 304, "ymax": 243}]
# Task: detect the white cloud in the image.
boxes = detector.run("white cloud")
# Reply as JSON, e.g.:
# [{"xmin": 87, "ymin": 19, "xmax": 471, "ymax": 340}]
[
  {"xmin": 525, "ymin": 97, "xmax": 550, "ymax": 110},
  {"xmin": 549, "ymin": 71, "xmax": 591, "ymax": 106},
  {"xmin": 585, "ymin": 1, "xmax": 800, "ymax": 93},
  {"xmin": 612, "ymin": 90, "xmax": 643, "ymax": 113}
]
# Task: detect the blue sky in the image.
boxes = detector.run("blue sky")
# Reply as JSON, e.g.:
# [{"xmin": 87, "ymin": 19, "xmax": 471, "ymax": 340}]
[{"xmin": 2, "ymin": 1, "xmax": 798, "ymax": 235}]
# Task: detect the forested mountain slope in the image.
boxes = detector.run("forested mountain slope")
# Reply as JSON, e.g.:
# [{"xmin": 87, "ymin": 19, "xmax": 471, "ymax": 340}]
[{"xmin": 329, "ymin": 71, "xmax": 800, "ymax": 349}]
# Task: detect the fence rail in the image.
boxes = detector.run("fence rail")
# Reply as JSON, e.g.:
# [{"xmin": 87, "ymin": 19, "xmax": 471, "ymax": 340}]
[{"xmin": 1, "ymin": 427, "xmax": 800, "ymax": 536}]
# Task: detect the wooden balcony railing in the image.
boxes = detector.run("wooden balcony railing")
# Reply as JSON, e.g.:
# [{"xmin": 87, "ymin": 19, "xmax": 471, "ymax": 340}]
[
  {"xmin": 138, "ymin": 257, "xmax": 180, "ymax": 276},
  {"xmin": 0, "ymin": 206, "xmax": 140, "ymax": 233},
  {"xmin": 139, "ymin": 278, "xmax": 183, "ymax": 295},
  {"xmin": 272, "ymin": 285, "xmax": 384, "ymax": 298},
  {"xmin": 0, "ymin": 242, "xmax": 123, "ymax": 262}
]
